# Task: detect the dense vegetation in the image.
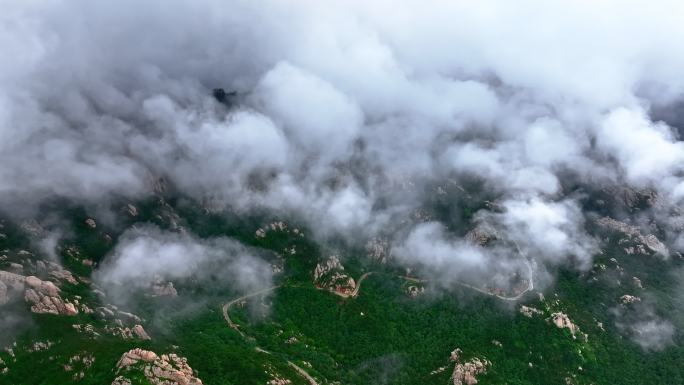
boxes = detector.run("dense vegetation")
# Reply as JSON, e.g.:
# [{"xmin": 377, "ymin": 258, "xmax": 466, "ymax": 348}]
[{"xmin": 1, "ymin": 193, "xmax": 682, "ymax": 385}]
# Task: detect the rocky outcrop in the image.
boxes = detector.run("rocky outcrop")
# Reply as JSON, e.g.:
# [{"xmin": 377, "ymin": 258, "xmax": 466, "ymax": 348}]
[
  {"xmin": 111, "ymin": 377, "xmax": 132, "ymax": 385},
  {"xmin": 255, "ymin": 222, "xmax": 303, "ymax": 240},
  {"xmin": 313, "ymin": 256, "xmax": 356, "ymax": 296},
  {"xmin": 0, "ymin": 271, "xmax": 25, "ymax": 291},
  {"xmin": 132, "ymin": 325, "xmax": 151, "ymax": 340},
  {"xmin": 24, "ymin": 275, "xmax": 78, "ymax": 315},
  {"xmin": 595, "ymin": 217, "xmax": 669, "ymax": 256},
  {"xmin": 6, "ymin": 262, "xmax": 23, "ymax": 274},
  {"xmin": 150, "ymin": 279, "xmax": 178, "ymax": 297},
  {"xmin": 73, "ymin": 323, "xmax": 101, "ymax": 338},
  {"xmin": 0, "ymin": 280, "xmax": 7, "ymax": 305},
  {"xmin": 117, "ymin": 349, "xmax": 159, "ymax": 367},
  {"xmin": 63, "ymin": 352, "xmax": 96, "ymax": 381},
  {"xmin": 0, "ymin": 271, "xmax": 78, "ymax": 315},
  {"xmin": 107, "ymin": 324, "xmax": 152, "ymax": 340},
  {"xmin": 620, "ymin": 294, "xmax": 641, "ymax": 304},
  {"xmin": 600, "ymin": 186, "xmax": 659, "ymax": 210},
  {"xmin": 519, "ymin": 305, "xmax": 543, "ymax": 318},
  {"xmin": 449, "ymin": 348, "xmax": 490, "ymax": 385},
  {"xmin": 28, "ymin": 340, "xmax": 54, "ymax": 352},
  {"xmin": 96, "ymin": 304, "xmax": 149, "ymax": 339},
  {"xmin": 114, "ymin": 349, "xmax": 203, "ymax": 385},
  {"xmin": 365, "ymin": 238, "xmax": 390, "ymax": 263},
  {"xmin": 0, "ymin": 271, "xmax": 23, "ymax": 305},
  {"xmin": 126, "ymin": 204, "xmax": 139, "ymax": 217},
  {"xmin": 465, "ymin": 225, "xmax": 498, "ymax": 247},
  {"xmin": 32, "ymin": 260, "xmax": 78, "ymax": 285},
  {"xmin": 266, "ymin": 362, "xmax": 292, "ymax": 385},
  {"xmin": 406, "ymin": 285, "xmax": 425, "ymax": 298},
  {"xmin": 549, "ymin": 312, "xmax": 583, "ymax": 340}
]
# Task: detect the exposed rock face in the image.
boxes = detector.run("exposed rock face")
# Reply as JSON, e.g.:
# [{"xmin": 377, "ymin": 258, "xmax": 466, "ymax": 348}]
[
  {"xmin": 63, "ymin": 352, "xmax": 96, "ymax": 380},
  {"xmin": 73, "ymin": 323, "xmax": 101, "ymax": 338},
  {"xmin": 313, "ymin": 256, "xmax": 356, "ymax": 296},
  {"xmin": 595, "ymin": 217, "xmax": 669, "ymax": 256},
  {"xmin": 0, "ymin": 271, "xmax": 78, "ymax": 315},
  {"xmin": 28, "ymin": 340, "xmax": 54, "ymax": 352},
  {"xmin": 132, "ymin": 325, "xmax": 152, "ymax": 340},
  {"xmin": 0, "ymin": 281, "xmax": 7, "ymax": 305},
  {"xmin": 6, "ymin": 262, "xmax": 23, "ymax": 274},
  {"xmin": 106, "ymin": 324, "xmax": 152, "ymax": 340},
  {"xmin": 267, "ymin": 377, "xmax": 292, "ymax": 385},
  {"xmin": 111, "ymin": 377, "xmax": 132, "ymax": 385},
  {"xmin": 27, "ymin": 259, "xmax": 79, "ymax": 285},
  {"xmin": 465, "ymin": 225, "xmax": 498, "ymax": 247},
  {"xmin": 406, "ymin": 285, "xmax": 425, "ymax": 298},
  {"xmin": 620, "ymin": 294, "xmax": 641, "ymax": 304},
  {"xmin": 365, "ymin": 238, "xmax": 390, "ymax": 263},
  {"xmin": 117, "ymin": 349, "xmax": 159, "ymax": 367},
  {"xmin": 255, "ymin": 221, "xmax": 295, "ymax": 239},
  {"xmin": 601, "ymin": 186, "xmax": 659, "ymax": 210},
  {"xmin": 24, "ymin": 275, "xmax": 78, "ymax": 315},
  {"xmin": 150, "ymin": 280, "xmax": 178, "ymax": 297},
  {"xmin": 449, "ymin": 348, "xmax": 490, "ymax": 385},
  {"xmin": 126, "ymin": 204, "xmax": 139, "ymax": 217},
  {"xmin": 85, "ymin": 218, "xmax": 97, "ymax": 228},
  {"xmin": 0, "ymin": 271, "xmax": 26, "ymax": 291},
  {"xmin": 549, "ymin": 312, "xmax": 582, "ymax": 339},
  {"xmin": 114, "ymin": 349, "xmax": 203, "ymax": 385},
  {"xmin": 519, "ymin": 305, "xmax": 543, "ymax": 318}
]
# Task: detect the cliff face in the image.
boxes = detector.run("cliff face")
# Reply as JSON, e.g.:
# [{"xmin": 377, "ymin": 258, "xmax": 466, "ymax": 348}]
[
  {"xmin": 595, "ymin": 217, "xmax": 669, "ymax": 257},
  {"xmin": 313, "ymin": 256, "xmax": 356, "ymax": 296},
  {"xmin": 449, "ymin": 348, "xmax": 490, "ymax": 385},
  {"xmin": 114, "ymin": 349, "xmax": 203, "ymax": 385},
  {"xmin": 0, "ymin": 271, "xmax": 78, "ymax": 316}
]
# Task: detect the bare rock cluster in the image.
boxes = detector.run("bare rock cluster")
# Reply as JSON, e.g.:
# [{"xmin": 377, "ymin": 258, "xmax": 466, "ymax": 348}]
[
  {"xmin": 595, "ymin": 217, "xmax": 669, "ymax": 256},
  {"xmin": 365, "ymin": 238, "xmax": 390, "ymax": 263},
  {"xmin": 406, "ymin": 285, "xmax": 425, "ymax": 298},
  {"xmin": 619, "ymin": 294, "xmax": 641, "ymax": 304},
  {"xmin": 150, "ymin": 279, "xmax": 178, "ymax": 297},
  {"xmin": 313, "ymin": 256, "xmax": 356, "ymax": 296},
  {"xmin": 114, "ymin": 348, "xmax": 203, "ymax": 385},
  {"xmin": 601, "ymin": 186, "xmax": 659, "ymax": 210},
  {"xmin": 266, "ymin": 367, "xmax": 292, "ymax": 385},
  {"xmin": 63, "ymin": 352, "xmax": 96, "ymax": 381},
  {"xmin": 0, "ymin": 281, "xmax": 6, "ymax": 305},
  {"xmin": 0, "ymin": 270, "xmax": 78, "ymax": 315},
  {"xmin": 126, "ymin": 204, "xmax": 139, "ymax": 217},
  {"xmin": 519, "ymin": 305, "xmax": 543, "ymax": 318},
  {"xmin": 465, "ymin": 225, "xmax": 498, "ymax": 247},
  {"xmin": 73, "ymin": 323, "xmax": 100, "ymax": 338},
  {"xmin": 449, "ymin": 348, "xmax": 490, "ymax": 385},
  {"xmin": 32, "ymin": 259, "xmax": 78, "ymax": 285},
  {"xmin": 106, "ymin": 324, "xmax": 152, "ymax": 340},
  {"xmin": 549, "ymin": 312, "xmax": 585, "ymax": 340},
  {"xmin": 24, "ymin": 275, "xmax": 78, "ymax": 315},
  {"xmin": 255, "ymin": 221, "xmax": 303, "ymax": 239}
]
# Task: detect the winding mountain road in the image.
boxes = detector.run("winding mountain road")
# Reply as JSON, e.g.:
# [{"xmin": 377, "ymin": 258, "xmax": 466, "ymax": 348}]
[
  {"xmin": 399, "ymin": 241, "xmax": 536, "ymax": 302},
  {"xmin": 221, "ymin": 286, "xmax": 280, "ymax": 337},
  {"xmin": 221, "ymin": 286, "xmax": 320, "ymax": 385},
  {"xmin": 327, "ymin": 272, "xmax": 374, "ymax": 298}
]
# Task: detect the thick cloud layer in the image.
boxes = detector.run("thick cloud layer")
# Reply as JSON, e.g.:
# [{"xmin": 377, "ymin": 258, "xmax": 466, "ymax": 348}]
[
  {"xmin": 94, "ymin": 226, "xmax": 274, "ymax": 303},
  {"xmin": 3, "ymin": 1, "xmax": 684, "ymax": 291},
  {"xmin": 612, "ymin": 300, "xmax": 676, "ymax": 352}
]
